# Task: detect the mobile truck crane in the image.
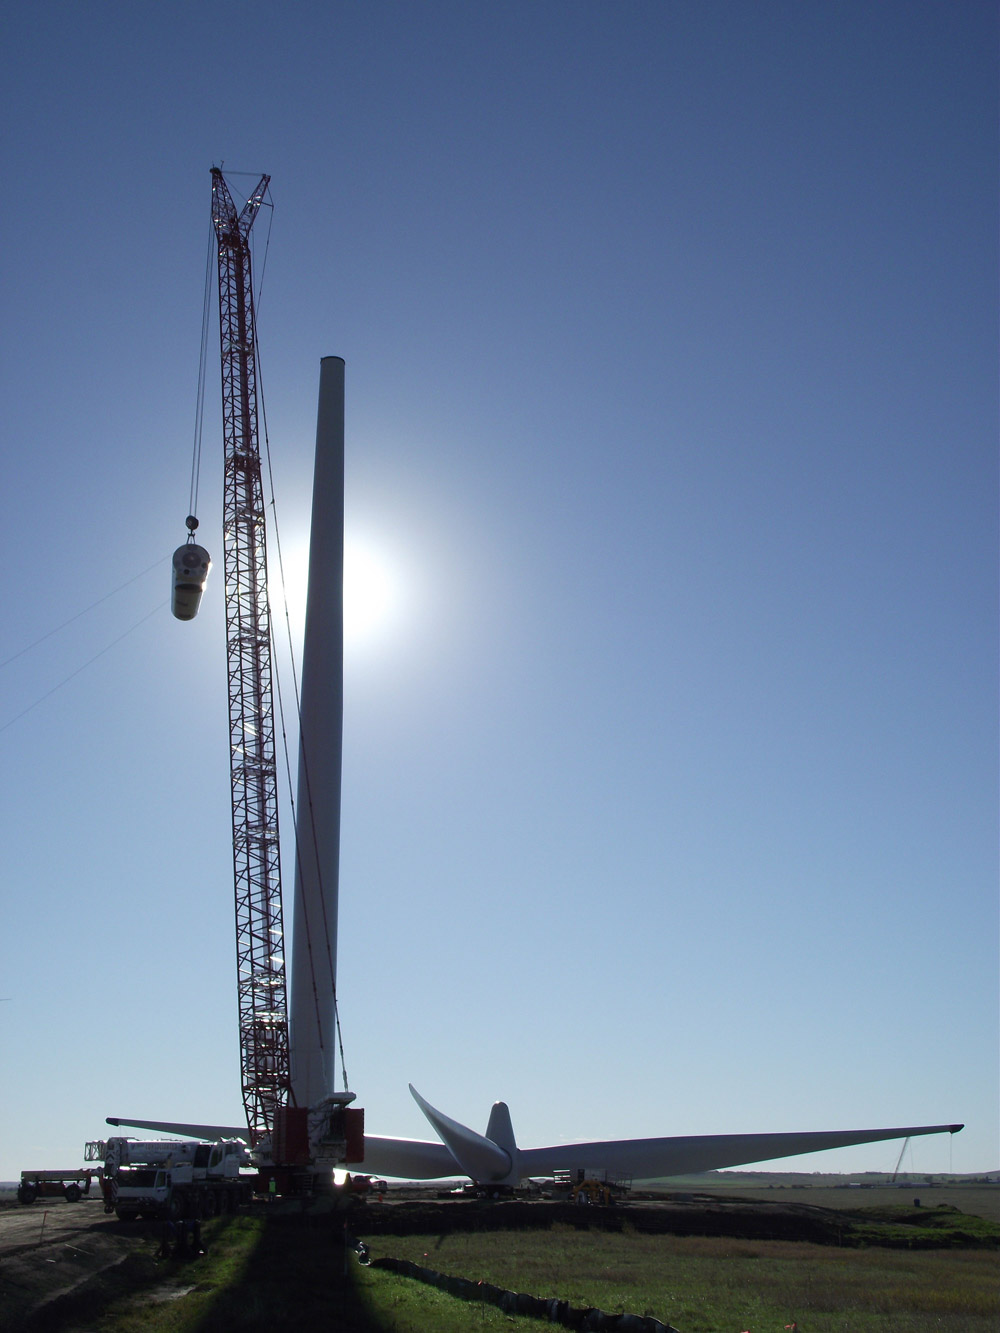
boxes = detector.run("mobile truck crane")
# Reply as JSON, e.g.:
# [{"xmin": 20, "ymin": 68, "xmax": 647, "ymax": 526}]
[{"xmin": 86, "ymin": 1137, "xmax": 252, "ymax": 1220}]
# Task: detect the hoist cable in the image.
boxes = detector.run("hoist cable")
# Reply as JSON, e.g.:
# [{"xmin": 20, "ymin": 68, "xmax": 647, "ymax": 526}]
[
  {"xmin": 252, "ymin": 190, "xmax": 274, "ymax": 318},
  {"xmin": 189, "ymin": 216, "xmax": 215, "ymax": 522},
  {"xmin": 890, "ymin": 1136, "xmax": 910, "ymax": 1182},
  {"xmin": 0, "ymin": 600, "xmax": 165, "ymax": 736},
  {"xmin": 259, "ymin": 374, "xmax": 328, "ymax": 1079},
  {"xmin": 273, "ymin": 638, "xmax": 327, "ymax": 1089},
  {"xmin": 259, "ymin": 338, "xmax": 351, "ymax": 1094},
  {"xmin": 252, "ymin": 277, "xmax": 340, "ymax": 1088},
  {"xmin": 0, "ymin": 556, "xmax": 166, "ymax": 671},
  {"xmin": 263, "ymin": 449, "xmax": 337, "ymax": 1089},
  {"xmin": 234, "ymin": 173, "xmax": 350, "ymax": 1096}
]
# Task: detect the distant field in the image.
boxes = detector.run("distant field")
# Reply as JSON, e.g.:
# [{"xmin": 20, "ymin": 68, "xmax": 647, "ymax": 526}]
[
  {"xmin": 645, "ymin": 1177, "xmax": 1000, "ymax": 1225},
  {"xmin": 360, "ymin": 1224, "xmax": 999, "ymax": 1333},
  {"xmin": 354, "ymin": 1179, "xmax": 1000, "ymax": 1333}
]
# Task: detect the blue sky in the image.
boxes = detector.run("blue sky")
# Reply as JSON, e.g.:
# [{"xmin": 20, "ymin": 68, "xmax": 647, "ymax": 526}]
[{"xmin": 0, "ymin": 0, "xmax": 996, "ymax": 1182}]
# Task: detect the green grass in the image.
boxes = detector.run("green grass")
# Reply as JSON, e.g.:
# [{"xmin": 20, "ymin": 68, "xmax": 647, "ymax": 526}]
[
  {"xmin": 352, "ymin": 1263, "xmax": 555, "ymax": 1333},
  {"xmin": 23, "ymin": 1207, "xmax": 1000, "ymax": 1333},
  {"xmin": 28, "ymin": 1214, "xmax": 554, "ymax": 1333},
  {"xmin": 847, "ymin": 1203, "xmax": 999, "ymax": 1248},
  {"xmin": 365, "ymin": 1225, "xmax": 1000, "ymax": 1333}
]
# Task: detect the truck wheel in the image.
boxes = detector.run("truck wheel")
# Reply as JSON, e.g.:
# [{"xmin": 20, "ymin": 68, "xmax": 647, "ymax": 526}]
[
  {"xmin": 17, "ymin": 1183, "xmax": 37, "ymax": 1205},
  {"xmin": 64, "ymin": 1184, "xmax": 82, "ymax": 1203}
]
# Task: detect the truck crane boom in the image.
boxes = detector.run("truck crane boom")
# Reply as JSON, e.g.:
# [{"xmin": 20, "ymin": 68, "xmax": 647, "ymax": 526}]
[{"xmin": 210, "ymin": 167, "xmax": 292, "ymax": 1144}]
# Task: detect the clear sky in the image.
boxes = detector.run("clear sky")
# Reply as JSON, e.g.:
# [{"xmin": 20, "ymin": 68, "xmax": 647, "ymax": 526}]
[{"xmin": 0, "ymin": 1, "xmax": 996, "ymax": 1182}]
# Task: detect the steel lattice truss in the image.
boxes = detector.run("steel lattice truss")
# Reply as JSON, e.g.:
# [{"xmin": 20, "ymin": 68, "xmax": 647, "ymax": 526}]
[{"xmin": 211, "ymin": 168, "xmax": 292, "ymax": 1142}]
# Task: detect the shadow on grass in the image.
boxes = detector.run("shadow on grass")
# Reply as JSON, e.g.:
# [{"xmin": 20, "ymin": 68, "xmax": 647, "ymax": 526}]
[
  {"xmin": 173, "ymin": 1212, "xmax": 389, "ymax": 1333},
  {"xmin": 23, "ymin": 1212, "xmax": 391, "ymax": 1333}
]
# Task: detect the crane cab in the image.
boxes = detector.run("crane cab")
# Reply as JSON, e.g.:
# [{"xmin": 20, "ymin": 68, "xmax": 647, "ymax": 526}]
[{"xmin": 172, "ymin": 543, "xmax": 212, "ymax": 620}]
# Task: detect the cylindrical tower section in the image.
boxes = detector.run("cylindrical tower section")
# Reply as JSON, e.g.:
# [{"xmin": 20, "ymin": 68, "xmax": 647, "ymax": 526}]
[{"xmin": 290, "ymin": 356, "xmax": 345, "ymax": 1108}]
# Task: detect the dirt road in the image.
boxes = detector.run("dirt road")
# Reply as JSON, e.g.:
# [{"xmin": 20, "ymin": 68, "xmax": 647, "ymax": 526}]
[{"xmin": 0, "ymin": 1197, "xmax": 142, "ymax": 1329}]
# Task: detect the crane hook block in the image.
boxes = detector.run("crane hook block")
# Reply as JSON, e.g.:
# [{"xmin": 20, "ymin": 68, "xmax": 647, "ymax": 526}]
[{"xmin": 172, "ymin": 543, "xmax": 212, "ymax": 621}]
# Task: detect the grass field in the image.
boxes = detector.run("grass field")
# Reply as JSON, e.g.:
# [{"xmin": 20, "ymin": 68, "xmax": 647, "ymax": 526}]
[
  {"xmin": 649, "ymin": 1178, "xmax": 1000, "ymax": 1225},
  {"xmin": 360, "ymin": 1225, "xmax": 999, "ymax": 1333},
  {"xmin": 16, "ymin": 1188, "xmax": 1000, "ymax": 1333}
]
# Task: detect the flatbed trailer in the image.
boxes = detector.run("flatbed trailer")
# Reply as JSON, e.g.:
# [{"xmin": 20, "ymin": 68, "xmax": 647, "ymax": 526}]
[{"xmin": 18, "ymin": 1170, "xmax": 97, "ymax": 1204}]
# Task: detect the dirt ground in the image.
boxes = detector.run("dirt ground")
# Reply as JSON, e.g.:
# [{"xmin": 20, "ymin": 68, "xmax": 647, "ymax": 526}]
[{"xmin": 0, "ymin": 1197, "xmax": 149, "ymax": 1329}]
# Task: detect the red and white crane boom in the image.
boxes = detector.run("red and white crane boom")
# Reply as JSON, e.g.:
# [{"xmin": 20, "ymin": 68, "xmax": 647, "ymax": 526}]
[{"xmin": 210, "ymin": 167, "xmax": 292, "ymax": 1144}]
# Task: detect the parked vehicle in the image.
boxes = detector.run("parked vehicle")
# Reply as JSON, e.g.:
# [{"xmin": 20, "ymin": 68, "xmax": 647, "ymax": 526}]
[
  {"xmin": 86, "ymin": 1136, "xmax": 252, "ymax": 1220},
  {"xmin": 17, "ymin": 1169, "xmax": 97, "ymax": 1204}
]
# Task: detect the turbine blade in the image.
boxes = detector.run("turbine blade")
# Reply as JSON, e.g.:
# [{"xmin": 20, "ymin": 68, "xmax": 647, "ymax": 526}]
[
  {"xmin": 361, "ymin": 1134, "xmax": 463, "ymax": 1180},
  {"xmin": 485, "ymin": 1101, "xmax": 518, "ymax": 1159},
  {"xmin": 518, "ymin": 1123, "xmax": 964, "ymax": 1180},
  {"xmin": 106, "ymin": 1116, "xmax": 247, "ymax": 1140},
  {"xmin": 409, "ymin": 1085, "xmax": 513, "ymax": 1181}
]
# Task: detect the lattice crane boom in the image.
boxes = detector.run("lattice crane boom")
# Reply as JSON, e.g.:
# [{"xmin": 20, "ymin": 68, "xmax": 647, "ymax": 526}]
[{"xmin": 210, "ymin": 167, "xmax": 292, "ymax": 1143}]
